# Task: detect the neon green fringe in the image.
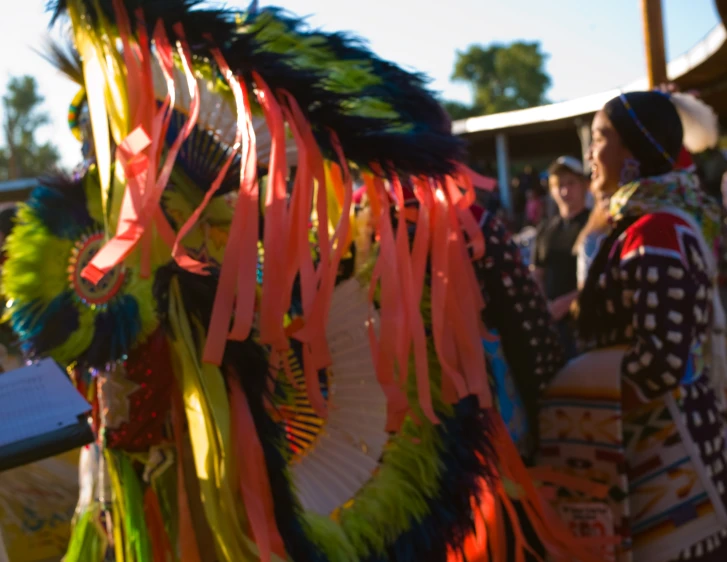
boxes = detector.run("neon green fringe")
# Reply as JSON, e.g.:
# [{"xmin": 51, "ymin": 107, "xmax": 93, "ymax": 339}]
[{"xmin": 63, "ymin": 506, "xmax": 108, "ymax": 562}]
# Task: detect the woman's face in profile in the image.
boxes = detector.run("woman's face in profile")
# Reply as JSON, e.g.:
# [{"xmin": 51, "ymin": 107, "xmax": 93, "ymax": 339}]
[{"xmin": 588, "ymin": 110, "xmax": 631, "ymax": 202}]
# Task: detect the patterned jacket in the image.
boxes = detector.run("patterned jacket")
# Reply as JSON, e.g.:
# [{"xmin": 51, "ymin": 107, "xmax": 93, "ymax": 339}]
[{"xmin": 576, "ymin": 173, "xmax": 727, "ymax": 561}]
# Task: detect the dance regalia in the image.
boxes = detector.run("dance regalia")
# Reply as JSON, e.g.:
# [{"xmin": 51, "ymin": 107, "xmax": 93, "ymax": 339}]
[
  {"xmin": 2, "ymin": 2, "xmax": 601, "ymax": 560},
  {"xmin": 538, "ymin": 171, "xmax": 727, "ymax": 562}
]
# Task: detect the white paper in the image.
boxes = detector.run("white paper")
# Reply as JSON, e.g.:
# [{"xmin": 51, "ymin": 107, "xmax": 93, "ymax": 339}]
[
  {"xmin": 0, "ymin": 359, "xmax": 91, "ymax": 449},
  {"xmin": 557, "ymin": 502, "xmax": 616, "ymax": 562}
]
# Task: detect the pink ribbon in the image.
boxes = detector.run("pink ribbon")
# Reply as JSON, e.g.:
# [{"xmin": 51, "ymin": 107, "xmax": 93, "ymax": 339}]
[
  {"xmin": 390, "ymin": 173, "xmax": 436, "ymax": 424},
  {"xmin": 456, "ymin": 163, "xmax": 497, "ymax": 192},
  {"xmin": 171, "ymin": 46, "xmax": 244, "ymax": 270},
  {"xmin": 253, "ymin": 73, "xmax": 290, "ymax": 356},
  {"xmin": 365, "ymin": 173, "xmax": 410, "ymax": 431},
  {"xmin": 202, "ymin": 54, "xmax": 259, "ymax": 365},
  {"xmin": 276, "ymin": 93, "xmax": 327, "ymax": 416}
]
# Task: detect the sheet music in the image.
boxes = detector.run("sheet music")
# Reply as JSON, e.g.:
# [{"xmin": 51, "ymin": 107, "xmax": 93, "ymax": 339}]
[{"xmin": 0, "ymin": 359, "xmax": 91, "ymax": 449}]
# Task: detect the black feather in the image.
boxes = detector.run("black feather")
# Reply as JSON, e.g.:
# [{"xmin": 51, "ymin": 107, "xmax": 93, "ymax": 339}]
[
  {"xmin": 168, "ymin": 108, "xmax": 242, "ymax": 195},
  {"xmin": 230, "ymin": 8, "xmax": 465, "ymax": 176},
  {"xmin": 365, "ymin": 401, "xmax": 496, "ymax": 562},
  {"xmin": 28, "ymin": 173, "xmax": 96, "ymax": 240},
  {"xmin": 47, "ymin": 1, "xmax": 464, "ymax": 178},
  {"xmin": 48, "ymin": 0, "xmax": 238, "ymax": 50},
  {"xmin": 35, "ymin": 38, "xmax": 84, "ymax": 85}
]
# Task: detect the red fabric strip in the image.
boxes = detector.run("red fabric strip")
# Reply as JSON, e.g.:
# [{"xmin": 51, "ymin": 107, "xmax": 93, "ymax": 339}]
[
  {"xmin": 202, "ymin": 53, "xmax": 259, "ymax": 365},
  {"xmin": 81, "ymin": 22, "xmax": 202, "ymax": 283},
  {"xmin": 228, "ymin": 373, "xmax": 286, "ymax": 562},
  {"xmin": 253, "ymin": 73, "xmax": 290, "ymax": 355},
  {"xmin": 390, "ymin": 173, "xmax": 436, "ymax": 424}
]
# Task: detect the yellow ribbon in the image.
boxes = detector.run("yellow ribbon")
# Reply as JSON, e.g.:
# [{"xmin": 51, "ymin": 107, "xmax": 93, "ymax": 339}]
[
  {"xmin": 167, "ymin": 278, "xmax": 285, "ymax": 562},
  {"xmin": 103, "ymin": 449, "xmax": 129, "ymax": 562},
  {"xmin": 67, "ymin": 0, "xmax": 130, "ymax": 236}
]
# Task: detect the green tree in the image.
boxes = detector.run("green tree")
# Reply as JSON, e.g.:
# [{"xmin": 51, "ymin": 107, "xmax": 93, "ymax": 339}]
[
  {"xmin": 0, "ymin": 76, "xmax": 60, "ymax": 180},
  {"xmin": 440, "ymin": 100, "xmax": 482, "ymax": 121},
  {"xmin": 445, "ymin": 41, "xmax": 551, "ymax": 118}
]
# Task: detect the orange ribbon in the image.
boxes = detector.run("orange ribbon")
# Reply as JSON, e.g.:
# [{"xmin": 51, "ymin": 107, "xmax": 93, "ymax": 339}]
[
  {"xmin": 304, "ymin": 134, "xmax": 353, "ymax": 380},
  {"xmin": 143, "ymin": 487, "xmax": 174, "ymax": 562},
  {"xmin": 456, "ymin": 163, "xmax": 497, "ymax": 192},
  {"xmin": 202, "ymin": 53, "xmax": 260, "ymax": 365},
  {"xmin": 253, "ymin": 73, "xmax": 291, "ymax": 356},
  {"xmin": 171, "ymin": 48, "xmax": 242, "ymax": 268},
  {"xmin": 276, "ymin": 92, "xmax": 327, "ymax": 417},
  {"xmin": 491, "ymin": 416, "xmax": 609, "ymax": 562},
  {"xmin": 429, "ymin": 185, "xmax": 469, "ymax": 400},
  {"xmin": 364, "ymin": 173, "xmax": 410, "ymax": 431},
  {"xmin": 390, "ymin": 173, "xmax": 436, "ymax": 424},
  {"xmin": 359, "ymin": 170, "xmax": 493, "ymax": 420},
  {"xmin": 81, "ymin": 21, "xmax": 203, "ymax": 285}
]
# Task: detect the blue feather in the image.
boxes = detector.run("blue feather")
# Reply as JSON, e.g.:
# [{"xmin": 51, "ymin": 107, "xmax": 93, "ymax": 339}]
[
  {"xmin": 27, "ymin": 178, "xmax": 94, "ymax": 240},
  {"xmin": 11, "ymin": 291, "xmax": 81, "ymax": 357}
]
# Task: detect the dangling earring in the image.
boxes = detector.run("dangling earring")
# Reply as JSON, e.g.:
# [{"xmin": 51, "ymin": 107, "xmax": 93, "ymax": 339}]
[{"xmin": 619, "ymin": 158, "xmax": 641, "ymax": 186}]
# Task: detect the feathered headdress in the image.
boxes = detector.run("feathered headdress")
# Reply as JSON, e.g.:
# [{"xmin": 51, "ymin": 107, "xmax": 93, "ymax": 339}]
[{"xmin": 0, "ymin": 2, "xmax": 594, "ymax": 561}]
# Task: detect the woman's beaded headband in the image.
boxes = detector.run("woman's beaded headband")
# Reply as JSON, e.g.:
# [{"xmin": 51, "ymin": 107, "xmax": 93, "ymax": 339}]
[{"xmin": 619, "ymin": 93, "xmax": 676, "ymax": 165}]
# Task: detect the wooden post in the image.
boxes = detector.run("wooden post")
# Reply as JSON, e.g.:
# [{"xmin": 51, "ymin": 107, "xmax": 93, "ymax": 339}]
[{"xmin": 641, "ymin": 0, "xmax": 668, "ymax": 88}]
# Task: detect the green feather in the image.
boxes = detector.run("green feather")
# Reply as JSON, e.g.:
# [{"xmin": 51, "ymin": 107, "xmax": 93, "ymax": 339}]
[{"xmin": 2, "ymin": 203, "xmax": 73, "ymax": 305}]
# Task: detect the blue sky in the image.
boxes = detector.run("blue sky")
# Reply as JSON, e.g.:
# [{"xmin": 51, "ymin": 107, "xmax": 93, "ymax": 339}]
[{"xmin": 0, "ymin": 0, "xmax": 720, "ymax": 167}]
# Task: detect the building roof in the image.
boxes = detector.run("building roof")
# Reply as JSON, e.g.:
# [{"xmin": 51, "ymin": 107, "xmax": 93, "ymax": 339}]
[
  {"xmin": 453, "ymin": 23, "xmax": 727, "ymax": 138},
  {"xmin": 0, "ymin": 179, "xmax": 37, "ymax": 202},
  {"xmin": 0, "ymin": 179, "xmax": 37, "ymax": 192}
]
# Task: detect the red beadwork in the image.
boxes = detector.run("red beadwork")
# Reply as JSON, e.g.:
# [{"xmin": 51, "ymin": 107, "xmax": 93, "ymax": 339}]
[{"xmin": 100, "ymin": 330, "xmax": 174, "ymax": 452}]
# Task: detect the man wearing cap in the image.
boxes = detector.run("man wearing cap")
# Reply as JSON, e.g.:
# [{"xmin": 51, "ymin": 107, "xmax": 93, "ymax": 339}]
[{"xmin": 531, "ymin": 156, "xmax": 590, "ymax": 358}]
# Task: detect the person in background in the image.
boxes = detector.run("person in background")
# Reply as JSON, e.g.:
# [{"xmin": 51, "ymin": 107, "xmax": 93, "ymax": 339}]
[
  {"xmin": 510, "ymin": 176, "xmax": 526, "ymax": 231},
  {"xmin": 486, "ymin": 185, "xmax": 501, "ymax": 216},
  {"xmin": 524, "ymin": 187, "xmax": 543, "ymax": 226},
  {"xmin": 519, "ymin": 164, "xmax": 540, "ymax": 194},
  {"xmin": 540, "ymin": 173, "xmax": 557, "ymax": 219},
  {"xmin": 531, "ymin": 156, "xmax": 590, "ymax": 358},
  {"xmin": 694, "ymin": 146, "xmax": 727, "ymax": 201}
]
